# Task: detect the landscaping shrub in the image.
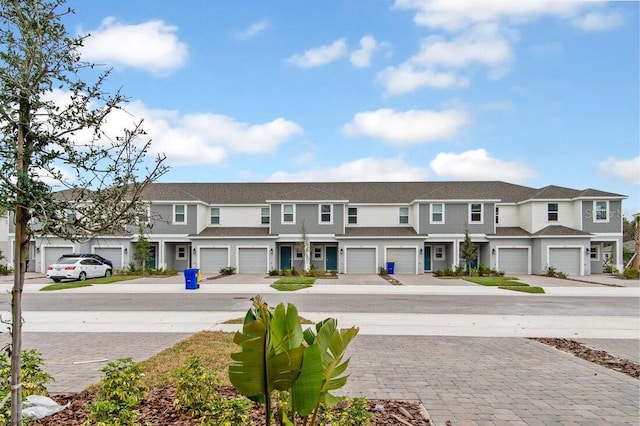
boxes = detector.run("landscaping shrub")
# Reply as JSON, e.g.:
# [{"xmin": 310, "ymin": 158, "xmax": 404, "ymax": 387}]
[
  {"xmin": 219, "ymin": 266, "xmax": 236, "ymax": 276},
  {"xmin": 623, "ymin": 267, "xmax": 639, "ymax": 280},
  {"xmin": 269, "ymin": 268, "xmax": 280, "ymax": 276}
]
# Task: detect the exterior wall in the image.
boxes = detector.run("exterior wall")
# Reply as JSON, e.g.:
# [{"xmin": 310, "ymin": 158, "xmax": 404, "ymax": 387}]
[
  {"xmin": 271, "ymin": 203, "xmax": 344, "ymax": 234},
  {"xmin": 207, "ymin": 206, "xmax": 266, "ymax": 228},
  {"xmin": 140, "ymin": 204, "xmax": 198, "ymax": 235},
  {"xmin": 582, "ymin": 200, "xmax": 623, "ymax": 233},
  {"xmin": 421, "ymin": 203, "xmax": 493, "ymax": 234},
  {"xmin": 193, "ymin": 239, "xmax": 276, "ymax": 272},
  {"xmin": 530, "ymin": 201, "xmax": 577, "ymax": 233},
  {"xmin": 496, "ymin": 205, "xmax": 520, "ymax": 227},
  {"xmin": 347, "ymin": 205, "xmax": 412, "ymax": 227},
  {"xmin": 520, "ymin": 203, "xmax": 533, "ymax": 233}
]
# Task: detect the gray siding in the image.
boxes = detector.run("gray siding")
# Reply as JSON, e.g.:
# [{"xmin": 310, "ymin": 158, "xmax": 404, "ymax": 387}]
[
  {"xmin": 270, "ymin": 203, "xmax": 344, "ymax": 235},
  {"xmin": 421, "ymin": 203, "xmax": 494, "ymax": 235},
  {"xmin": 144, "ymin": 204, "xmax": 198, "ymax": 234},
  {"xmin": 582, "ymin": 200, "xmax": 622, "ymax": 233}
]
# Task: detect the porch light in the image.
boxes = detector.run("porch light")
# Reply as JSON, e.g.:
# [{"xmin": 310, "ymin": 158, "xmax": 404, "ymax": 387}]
[
  {"xmin": 491, "ymin": 248, "xmax": 496, "ymax": 255},
  {"xmin": 124, "ymin": 248, "xmax": 128, "ymax": 254},
  {"xmin": 270, "ymin": 248, "xmax": 273, "ymax": 254},
  {"xmin": 585, "ymin": 247, "xmax": 590, "ymax": 253},
  {"xmin": 193, "ymin": 247, "xmax": 196, "ymax": 253},
  {"xmin": 419, "ymin": 248, "xmax": 423, "ymax": 254},
  {"xmin": 340, "ymin": 248, "xmax": 343, "ymax": 254}
]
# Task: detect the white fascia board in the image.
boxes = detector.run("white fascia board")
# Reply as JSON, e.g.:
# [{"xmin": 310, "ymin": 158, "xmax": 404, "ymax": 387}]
[
  {"xmin": 588, "ymin": 233, "xmax": 624, "ymax": 238},
  {"xmin": 93, "ymin": 235, "xmax": 133, "ymax": 240},
  {"xmin": 413, "ymin": 199, "xmax": 501, "ymax": 204},
  {"xmin": 336, "ymin": 235, "xmax": 426, "ymax": 240},
  {"xmin": 151, "ymin": 200, "xmax": 209, "ymax": 206},
  {"xmin": 191, "ymin": 235, "xmax": 278, "ymax": 240},
  {"xmin": 266, "ymin": 199, "xmax": 349, "ymax": 203},
  {"xmin": 531, "ymin": 234, "xmax": 590, "ymax": 239}
]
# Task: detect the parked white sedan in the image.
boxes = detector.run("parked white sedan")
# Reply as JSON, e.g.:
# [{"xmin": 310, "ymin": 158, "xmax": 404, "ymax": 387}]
[{"xmin": 46, "ymin": 257, "xmax": 112, "ymax": 282}]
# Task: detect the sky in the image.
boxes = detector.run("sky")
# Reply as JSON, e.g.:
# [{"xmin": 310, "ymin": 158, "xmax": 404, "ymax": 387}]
[{"xmin": 61, "ymin": 0, "xmax": 639, "ymax": 216}]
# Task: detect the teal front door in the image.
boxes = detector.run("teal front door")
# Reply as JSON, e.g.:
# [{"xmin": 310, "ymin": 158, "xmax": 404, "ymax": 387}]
[
  {"xmin": 280, "ymin": 246, "xmax": 292, "ymax": 270},
  {"xmin": 424, "ymin": 246, "xmax": 431, "ymax": 271},
  {"xmin": 325, "ymin": 246, "xmax": 338, "ymax": 271},
  {"xmin": 145, "ymin": 246, "xmax": 157, "ymax": 269}
]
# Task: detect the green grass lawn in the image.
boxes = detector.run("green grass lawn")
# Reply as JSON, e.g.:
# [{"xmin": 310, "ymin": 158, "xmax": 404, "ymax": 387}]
[
  {"xmin": 499, "ymin": 285, "xmax": 545, "ymax": 294},
  {"xmin": 40, "ymin": 275, "xmax": 142, "ymax": 291},
  {"xmin": 270, "ymin": 276, "xmax": 316, "ymax": 291},
  {"xmin": 463, "ymin": 276, "xmax": 524, "ymax": 286}
]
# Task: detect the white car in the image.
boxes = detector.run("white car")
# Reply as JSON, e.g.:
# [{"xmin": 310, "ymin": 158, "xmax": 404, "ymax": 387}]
[{"xmin": 46, "ymin": 257, "xmax": 112, "ymax": 282}]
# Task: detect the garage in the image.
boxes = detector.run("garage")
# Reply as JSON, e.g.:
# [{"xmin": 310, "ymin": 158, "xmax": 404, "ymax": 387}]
[
  {"xmin": 43, "ymin": 246, "xmax": 73, "ymax": 271},
  {"xmin": 386, "ymin": 248, "xmax": 416, "ymax": 274},
  {"xmin": 93, "ymin": 248, "xmax": 122, "ymax": 270},
  {"xmin": 238, "ymin": 248, "xmax": 268, "ymax": 273},
  {"xmin": 199, "ymin": 248, "xmax": 229, "ymax": 273},
  {"xmin": 346, "ymin": 248, "xmax": 376, "ymax": 273},
  {"xmin": 497, "ymin": 248, "xmax": 529, "ymax": 275},
  {"xmin": 548, "ymin": 247, "xmax": 581, "ymax": 276}
]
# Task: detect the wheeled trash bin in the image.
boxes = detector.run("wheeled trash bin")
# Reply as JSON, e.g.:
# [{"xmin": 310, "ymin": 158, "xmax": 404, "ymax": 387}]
[{"xmin": 184, "ymin": 268, "xmax": 200, "ymax": 290}]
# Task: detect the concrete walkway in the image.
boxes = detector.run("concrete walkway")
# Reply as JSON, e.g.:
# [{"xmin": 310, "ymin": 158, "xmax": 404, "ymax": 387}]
[{"xmin": 0, "ymin": 272, "xmax": 638, "ymax": 425}]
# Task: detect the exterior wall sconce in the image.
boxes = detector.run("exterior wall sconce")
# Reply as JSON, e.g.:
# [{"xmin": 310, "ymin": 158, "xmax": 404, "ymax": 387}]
[
  {"xmin": 491, "ymin": 248, "xmax": 496, "ymax": 255},
  {"xmin": 36, "ymin": 247, "xmax": 40, "ymax": 253},
  {"xmin": 340, "ymin": 248, "xmax": 344, "ymax": 254},
  {"xmin": 419, "ymin": 248, "xmax": 423, "ymax": 254},
  {"xmin": 124, "ymin": 248, "xmax": 128, "ymax": 254},
  {"xmin": 193, "ymin": 247, "xmax": 197, "ymax": 253},
  {"xmin": 270, "ymin": 248, "xmax": 274, "ymax": 254},
  {"xmin": 585, "ymin": 247, "xmax": 590, "ymax": 253}
]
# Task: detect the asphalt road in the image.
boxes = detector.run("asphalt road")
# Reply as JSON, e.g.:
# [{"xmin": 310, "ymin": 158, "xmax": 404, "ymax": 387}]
[{"xmin": 3, "ymin": 292, "xmax": 638, "ymax": 316}]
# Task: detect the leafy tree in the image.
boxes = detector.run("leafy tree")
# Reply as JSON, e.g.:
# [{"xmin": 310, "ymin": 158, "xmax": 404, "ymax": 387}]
[
  {"xmin": 134, "ymin": 228, "xmax": 151, "ymax": 272},
  {"xmin": 460, "ymin": 227, "xmax": 476, "ymax": 274},
  {"xmin": 0, "ymin": 1, "xmax": 167, "ymax": 423},
  {"xmin": 623, "ymin": 216, "xmax": 635, "ymax": 242}
]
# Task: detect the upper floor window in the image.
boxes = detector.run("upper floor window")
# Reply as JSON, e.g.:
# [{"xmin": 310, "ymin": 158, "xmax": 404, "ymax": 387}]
[
  {"xmin": 261, "ymin": 207, "xmax": 270, "ymax": 224},
  {"xmin": 547, "ymin": 203, "xmax": 558, "ymax": 221},
  {"xmin": 430, "ymin": 203, "xmax": 444, "ymax": 223},
  {"xmin": 347, "ymin": 207, "xmax": 357, "ymax": 224},
  {"xmin": 399, "ymin": 207, "xmax": 409, "ymax": 224},
  {"xmin": 495, "ymin": 206, "xmax": 499, "ymax": 224},
  {"xmin": 320, "ymin": 204, "xmax": 332, "ymax": 223},
  {"xmin": 594, "ymin": 201, "xmax": 609, "ymax": 222},
  {"xmin": 176, "ymin": 245, "xmax": 187, "ymax": 260},
  {"xmin": 469, "ymin": 203, "xmax": 483, "ymax": 223},
  {"xmin": 210, "ymin": 207, "xmax": 220, "ymax": 224},
  {"xmin": 173, "ymin": 204, "xmax": 186, "ymax": 224},
  {"xmin": 283, "ymin": 204, "xmax": 295, "ymax": 223}
]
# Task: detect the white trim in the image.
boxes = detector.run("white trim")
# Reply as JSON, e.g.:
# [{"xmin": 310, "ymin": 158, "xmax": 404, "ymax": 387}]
[
  {"xmin": 319, "ymin": 204, "xmax": 333, "ymax": 224},
  {"xmin": 210, "ymin": 207, "xmax": 220, "ymax": 225},
  {"xmin": 468, "ymin": 203, "xmax": 484, "ymax": 224},
  {"xmin": 173, "ymin": 204, "xmax": 187, "ymax": 225},
  {"xmin": 433, "ymin": 245, "xmax": 445, "ymax": 260},
  {"xmin": 430, "ymin": 203, "xmax": 445, "ymax": 224},
  {"xmin": 312, "ymin": 245, "xmax": 324, "ymax": 260},
  {"xmin": 495, "ymin": 246, "xmax": 531, "ymax": 275},
  {"xmin": 282, "ymin": 204, "xmax": 296, "ymax": 224},
  {"xmin": 399, "ymin": 207, "xmax": 409, "ymax": 224},
  {"xmin": 347, "ymin": 207, "xmax": 358, "ymax": 224},
  {"xmin": 593, "ymin": 200, "xmax": 610, "ymax": 223}
]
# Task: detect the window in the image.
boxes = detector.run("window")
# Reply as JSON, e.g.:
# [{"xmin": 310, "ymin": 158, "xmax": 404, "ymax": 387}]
[
  {"xmin": 434, "ymin": 246, "xmax": 445, "ymax": 260},
  {"xmin": 399, "ymin": 207, "xmax": 409, "ymax": 224},
  {"xmin": 547, "ymin": 203, "xmax": 558, "ymax": 222},
  {"xmin": 469, "ymin": 203, "xmax": 483, "ymax": 223},
  {"xmin": 176, "ymin": 245, "xmax": 187, "ymax": 260},
  {"xmin": 347, "ymin": 207, "xmax": 358, "ymax": 224},
  {"xmin": 173, "ymin": 204, "xmax": 186, "ymax": 224},
  {"xmin": 594, "ymin": 201, "xmax": 609, "ymax": 222},
  {"xmin": 283, "ymin": 204, "xmax": 295, "ymax": 223},
  {"xmin": 261, "ymin": 207, "xmax": 270, "ymax": 224},
  {"xmin": 65, "ymin": 209, "xmax": 75, "ymax": 223},
  {"xmin": 313, "ymin": 246, "xmax": 323, "ymax": 259},
  {"xmin": 590, "ymin": 245, "xmax": 599, "ymax": 260},
  {"xmin": 430, "ymin": 203, "xmax": 444, "ymax": 223},
  {"xmin": 320, "ymin": 204, "xmax": 332, "ymax": 223},
  {"xmin": 495, "ymin": 206, "xmax": 499, "ymax": 224},
  {"xmin": 210, "ymin": 207, "xmax": 220, "ymax": 224},
  {"xmin": 295, "ymin": 247, "xmax": 303, "ymax": 259}
]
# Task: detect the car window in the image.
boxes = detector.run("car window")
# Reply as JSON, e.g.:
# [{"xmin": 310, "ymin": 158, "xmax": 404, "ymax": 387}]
[{"xmin": 58, "ymin": 258, "xmax": 79, "ymax": 264}]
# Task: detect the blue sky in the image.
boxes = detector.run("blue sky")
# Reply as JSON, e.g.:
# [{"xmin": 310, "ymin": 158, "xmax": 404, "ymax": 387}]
[{"xmin": 62, "ymin": 0, "xmax": 639, "ymax": 216}]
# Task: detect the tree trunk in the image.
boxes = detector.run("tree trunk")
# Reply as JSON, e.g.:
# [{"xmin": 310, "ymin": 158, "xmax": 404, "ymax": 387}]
[
  {"xmin": 633, "ymin": 225, "xmax": 640, "ymax": 270},
  {"xmin": 10, "ymin": 207, "xmax": 27, "ymax": 425}
]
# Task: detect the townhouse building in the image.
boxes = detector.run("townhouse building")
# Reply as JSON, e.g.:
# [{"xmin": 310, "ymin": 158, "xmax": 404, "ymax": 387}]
[{"xmin": 4, "ymin": 181, "xmax": 626, "ymax": 277}]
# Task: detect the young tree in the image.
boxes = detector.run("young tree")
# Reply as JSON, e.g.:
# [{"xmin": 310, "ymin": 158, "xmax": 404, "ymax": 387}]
[
  {"xmin": 0, "ymin": 1, "xmax": 168, "ymax": 423},
  {"xmin": 134, "ymin": 229, "xmax": 151, "ymax": 272},
  {"xmin": 460, "ymin": 227, "xmax": 476, "ymax": 274}
]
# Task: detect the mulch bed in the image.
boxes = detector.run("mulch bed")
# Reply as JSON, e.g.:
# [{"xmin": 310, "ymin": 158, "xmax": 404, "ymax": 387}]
[{"xmin": 30, "ymin": 385, "xmax": 433, "ymax": 425}]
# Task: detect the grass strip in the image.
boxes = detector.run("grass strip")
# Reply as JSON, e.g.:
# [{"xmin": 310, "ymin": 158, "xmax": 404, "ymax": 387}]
[
  {"xmin": 463, "ymin": 276, "xmax": 525, "ymax": 287},
  {"xmin": 499, "ymin": 286, "xmax": 545, "ymax": 294},
  {"xmin": 40, "ymin": 275, "xmax": 142, "ymax": 291}
]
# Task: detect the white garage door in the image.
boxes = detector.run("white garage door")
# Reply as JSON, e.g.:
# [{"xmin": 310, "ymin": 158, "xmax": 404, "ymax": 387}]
[
  {"xmin": 549, "ymin": 248, "xmax": 581, "ymax": 276},
  {"xmin": 386, "ymin": 248, "xmax": 416, "ymax": 274},
  {"xmin": 44, "ymin": 246, "xmax": 73, "ymax": 269},
  {"xmin": 93, "ymin": 248, "xmax": 122, "ymax": 270},
  {"xmin": 238, "ymin": 248, "xmax": 268, "ymax": 273},
  {"xmin": 346, "ymin": 248, "xmax": 376, "ymax": 273},
  {"xmin": 200, "ymin": 248, "xmax": 229, "ymax": 273},
  {"xmin": 497, "ymin": 248, "xmax": 529, "ymax": 275}
]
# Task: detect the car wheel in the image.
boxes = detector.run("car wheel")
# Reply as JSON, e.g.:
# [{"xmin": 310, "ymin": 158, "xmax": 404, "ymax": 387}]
[
  {"xmin": 78, "ymin": 272, "xmax": 87, "ymax": 281},
  {"xmin": 53, "ymin": 278, "xmax": 61, "ymax": 283},
  {"xmin": 105, "ymin": 269, "xmax": 112, "ymax": 278}
]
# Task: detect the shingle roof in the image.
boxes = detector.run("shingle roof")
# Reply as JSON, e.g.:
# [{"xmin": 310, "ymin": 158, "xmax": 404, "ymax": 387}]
[
  {"xmin": 190, "ymin": 227, "xmax": 274, "ymax": 237},
  {"xmin": 491, "ymin": 227, "xmax": 531, "ymax": 237},
  {"xmin": 532, "ymin": 225, "xmax": 592, "ymax": 237},
  {"xmin": 338, "ymin": 227, "xmax": 422, "ymax": 237},
  {"xmin": 140, "ymin": 181, "xmax": 623, "ymax": 205}
]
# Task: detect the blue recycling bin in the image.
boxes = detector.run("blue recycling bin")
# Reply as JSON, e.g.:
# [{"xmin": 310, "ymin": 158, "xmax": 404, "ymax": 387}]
[
  {"xmin": 184, "ymin": 268, "xmax": 199, "ymax": 290},
  {"xmin": 386, "ymin": 262, "xmax": 395, "ymax": 274}
]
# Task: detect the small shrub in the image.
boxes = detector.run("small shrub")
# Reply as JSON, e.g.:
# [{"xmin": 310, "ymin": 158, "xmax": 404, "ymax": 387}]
[
  {"xmin": 219, "ymin": 266, "xmax": 236, "ymax": 276},
  {"xmin": 283, "ymin": 268, "xmax": 292, "ymax": 277},
  {"xmin": 545, "ymin": 265, "xmax": 556, "ymax": 277},
  {"xmin": 478, "ymin": 263, "xmax": 490, "ymax": 276},
  {"xmin": 330, "ymin": 269, "xmax": 338, "ymax": 277},
  {"xmin": 469, "ymin": 268, "xmax": 479, "ymax": 277},
  {"xmin": 454, "ymin": 264, "xmax": 465, "ymax": 276},
  {"xmin": 378, "ymin": 266, "xmax": 388, "ymax": 276},
  {"xmin": 443, "ymin": 267, "xmax": 454, "ymax": 276},
  {"xmin": 268, "ymin": 268, "xmax": 280, "ymax": 276},
  {"xmin": 318, "ymin": 397, "xmax": 373, "ymax": 426},
  {"xmin": 0, "ymin": 349, "xmax": 53, "ymax": 423},
  {"xmin": 433, "ymin": 269, "xmax": 444, "ymax": 277},
  {"xmin": 623, "ymin": 267, "xmax": 640, "ymax": 280},
  {"xmin": 87, "ymin": 358, "xmax": 147, "ymax": 426},
  {"xmin": 0, "ymin": 264, "xmax": 12, "ymax": 275},
  {"xmin": 604, "ymin": 263, "xmax": 619, "ymax": 274},
  {"xmin": 206, "ymin": 397, "xmax": 253, "ymax": 425},
  {"xmin": 290, "ymin": 266, "xmax": 299, "ymax": 276}
]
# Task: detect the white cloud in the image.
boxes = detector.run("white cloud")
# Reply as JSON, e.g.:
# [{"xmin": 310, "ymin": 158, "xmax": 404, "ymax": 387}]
[
  {"xmin": 268, "ymin": 156, "xmax": 428, "ymax": 182},
  {"xmin": 342, "ymin": 108, "xmax": 469, "ymax": 145},
  {"xmin": 350, "ymin": 35, "xmax": 378, "ymax": 68},
  {"xmin": 376, "ymin": 65, "xmax": 469, "ymax": 95},
  {"xmin": 599, "ymin": 156, "xmax": 640, "ymax": 185},
  {"xmin": 80, "ymin": 17, "xmax": 188, "ymax": 75},
  {"xmin": 571, "ymin": 11, "xmax": 624, "ymax": 32},
  {"xmin": 286, "ymin": 39, "xmax": 347, "ymax": 68},
  {"xmin": 429, "ymin": 149, "xmax": 537, "ymax": 182},
  {"xmin": 233, "ymin": 20, "xmax": 270, "ymax": 40},
  {"xmin": 392, "ymin": 0, "xmax": 582, "ymax": 32}
]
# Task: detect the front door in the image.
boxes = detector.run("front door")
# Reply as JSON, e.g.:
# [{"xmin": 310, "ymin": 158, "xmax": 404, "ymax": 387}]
[
  {"xmin": 280, "ymin": 246, "xmax": 292, "ymax": 270},
  {"xmin": 424, "ymin": 246, "xmax": 431, "ymax": 272},
  {"xmin": 325, "ymin": 246, "xmax": 338, "ymax": 271},
  {"xmin": 145, "ymin": 246, "xmax": 157, "ymax": 269}
]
